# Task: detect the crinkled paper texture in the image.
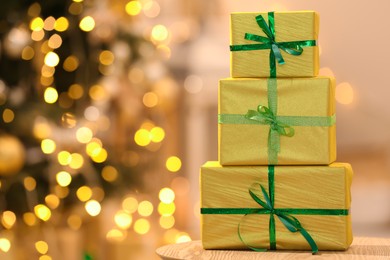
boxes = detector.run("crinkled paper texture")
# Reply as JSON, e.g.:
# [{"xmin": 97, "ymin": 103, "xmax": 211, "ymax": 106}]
[
  {"xmin": 218, "ymin": 77, "xmax": 336, "ymax": 165},
  {"xmin": 200, "ymin": 162, "xmax": 353, "ymax": 250},
  {"xmin": 230, "ymin": 11, "xmax": 319, "ymax": 77}
]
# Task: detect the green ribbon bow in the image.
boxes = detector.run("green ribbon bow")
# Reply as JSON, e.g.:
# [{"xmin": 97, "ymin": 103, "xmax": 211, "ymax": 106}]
[
  {"xmin": 243, "ymin": 182, "xmax": 318, "ymax": 253},
  {"xmin": 245, "ymin": 105, "xmax": 294, "ymax": 163},
  {"xmin": 230, "ymin": 12, "xmax": 316, "ymax": 77},
  {"xmin": 218, "ymin": 78, "xmax": 336, "ymax": 164},
  {"xmin": 201, "ymin": 165, "xmax": 349, "ymax": 254}
]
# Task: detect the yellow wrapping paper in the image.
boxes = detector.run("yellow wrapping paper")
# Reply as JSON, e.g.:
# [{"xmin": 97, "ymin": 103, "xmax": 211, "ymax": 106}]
[
  {"xmin": 218, "ymin": 77, "xmax": 336, "ymax": 165},
  {"xmin": 230, "ymin": 11, "xmax": 319, "ymax": 78},
  {"xmin": 200, "ymin": 161, "xmax": 353, "ymax": 250}
]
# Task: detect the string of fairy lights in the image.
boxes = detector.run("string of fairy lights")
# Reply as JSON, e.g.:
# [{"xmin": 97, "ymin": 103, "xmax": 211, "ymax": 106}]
[{"xmin": 0, "ymin": 0, "xmax": 193, "ymax": 258}]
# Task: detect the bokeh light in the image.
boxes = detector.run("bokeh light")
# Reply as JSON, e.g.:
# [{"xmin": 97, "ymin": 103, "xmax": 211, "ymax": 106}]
[
  {"xmin": 86, "ymin": 139, "xmax": 102, "ymax": 156},
  {"xmin": 134, "ymin": 129, "xmax": 151, "ymax": 146},
  {"xmin": 68, "ymin": 84, "xmax": 84, "ymax": 99},
  {"xmin": 106, "ymin": 229, "xmax": 126, "ymax": 242},
  {"xmin": 143, "ymin": 92, "xmax": 158, "ymax": 107},
  {"xmin": 22, "ymin": 46, "xmax": 35, "ymax": 60},
  {"xmin": 31, "ymin": 29, "xmax": 45, "ymax": 41},
  {"xmin": 76, "ymin": 186, "xmax": 93, "ymax": 202},
  {"xmin": 34, "ymin": 204, "xmax": 52, "ymax": 221},
  {"xmin": 69, "ymin": 2, "xmax": 83, "ymax": 15},
  {"xmin": 24, "ymin": 177, "xmax": 37, "ymax": 191},
  {"xmin": 134, "ymin": 219, "xmax": 150, "ymax": 235},
  {"xmin": 90, "ymin": 148, "xmax": 107, "ymax": 163},
  {"xmin": 54, "ymin": 185, "xmax": 69, "ymax": 199},
  {"xmin": 58, "ymin": 151, "xmax": 72, "ymax": 165},
  {"xmin": 151, "ymin": 24, "xmax": 168, "ymax": 42},
  {"xmin": 45, "ymin": 194, "xmax": 60, "ymax": 209},
  {"xmin": 48, "ymin": 34, "xmax": 62, "ymax": 49},
  {"xmin": 99, "ymin": 50, "xmax": 115, "ymax": 65},
  {"xmin": 336, "ymin": 82, "xmax": 354, "ymax": 105},
  {"xmin": 56, "ymin": 171, "xmax": 72, "ymax": 187},
  {"xmin": 114, "ymin": 211, "xmax": 132, "ymax": 229},
  {"xmin": 54, "ymin": 17, "xmax": 69, "ymax": 32},
  {"xmin": 44, "ymin": 52, "xmax": 60, "ymax": 67},
  {"xmin": 79, "ymin": 16, "xmax": 95, "ymax": 32},
  {"xmin": 184, "ymin": 75, "xmax": 203, "ymax": 94},
  {"xmin": 30, "ymin": 17, "xmax": 44, "ymax": 31},
  {"xmin": 101, "ymin": 165, "xmax": 118, "ymax": 182},
  {"xmin": 2, "ymin": 211, "xmax": 16, "ymax": 229},
  {"xmin": 23, "ymin": 212, "xmax": 37, "ymax": 226},
  {"xmin": 39, "ymin": 255, "xmax": 52, "ymax": 260},
  {"xmin": 125, "ymin": 1, "xmax": 142, "ymax": 16},
  {"xmin": 159, "ymin": 215, "xmax": 175, "ymax": 229},
  {"xmin": 41, "ymin": 139, "xmax": 56, "ymax": 154},
  {"xmin": 63, "ymin": 56, "xmax": 79, "ymax": 72},
  {"xmin": 85, "ymin": 200, "xmax": 101, "ymax": 216},
  {"xmin": 158, "ymin": 202, "xmax": 175, "ymax": 216},
  {"xmin": 138, "ymin": 200, "xmax": 153, "ymax": 217},
  {"xmin": 166, "ymin": 156, "xmax": 181, "ymax": 172},
  {"xmin": 44, "ymin": 16, "xmax": 55, "ymax": 31},
  {"xmin": 69, "ymin": 153, "xmax": 84, "ymax": 169},
  {"xmin": 2, "ymin": 108, "xmax": 14, "ymax": 123},
  {"xmin": 67, "ymin": 215, "xmax": 82, "ymax": 230},
  {"xmin": 35, "ymin": 241, "xmax": 49, "ymax": 254},
  {"xmin": 89, "ymin": 85, "xmax": 107, "ymax": 101},
  {"xmin": 150, "ymin": 127, "xmax": 165, "ymax": 142},
  {"xmin": 76, "ymin": 127, "xmax": 93, "ymax": 143},
  {"xmin": 0, "ymin": 238, "xmax": 11, "ymax": 253},
  {"xmin": 44, "ymin": 87, "xmax": 58, "ymax": 104},
  {"xmin": 159, "ymin": 188, "xmax": 175, "ymax": 204},
  {"xmin": 122, "ymin": 197, "xmax": 138, "ymax": 214},
  {"xmin": 175, "ymin": 233, "xmax": 191, "ymax": 243},
  {"xmin": 143, "ymin": 1, "xmax": 160, "ymax": 18}
]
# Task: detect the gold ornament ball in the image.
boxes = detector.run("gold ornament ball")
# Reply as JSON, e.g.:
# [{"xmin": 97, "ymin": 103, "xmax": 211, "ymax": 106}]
[{"xmin": 0, "ymin": 135, "xmax": 26, "ymax": 176}]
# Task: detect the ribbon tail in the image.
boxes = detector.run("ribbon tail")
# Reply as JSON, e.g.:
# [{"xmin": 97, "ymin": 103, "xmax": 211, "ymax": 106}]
[
  {"xmin": 299, "ymin": 227, "xmax": 319, "ymax": 254},
  {"xmin": 269, "ymin": 49, "xmax": 277, "ymax": 78},
  {"xmin": 271, "ymin": 44, "xmax": 285, "ymax": 65},
  {"xmin": 268, "ymin": 128, "xmax": 280, "ymax": 165}
]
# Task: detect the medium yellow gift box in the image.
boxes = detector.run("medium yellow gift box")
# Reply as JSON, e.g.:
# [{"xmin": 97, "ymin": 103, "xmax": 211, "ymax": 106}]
[
  {"xmin": 218, "ymin": 77, "xmax": 336, "ymax": 165},
  {"xmin": 230, "ymin": 11, "xmax": 319, "ymax": 78},
  {"xmin": 200, "ymin": 162, "xmax": 353, "ymax": 251}
]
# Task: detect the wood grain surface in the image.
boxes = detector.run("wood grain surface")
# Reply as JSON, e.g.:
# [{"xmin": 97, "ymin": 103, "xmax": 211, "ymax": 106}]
[{"xmin": 156, "ymin": 237, "xmax": 390, "ymax": 260}]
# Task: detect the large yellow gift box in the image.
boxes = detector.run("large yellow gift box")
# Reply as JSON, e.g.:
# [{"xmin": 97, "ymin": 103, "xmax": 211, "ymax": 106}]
[
  {"xmin": 200, "ymin": 162, "xmax": 353, "ymax": 251},
  {"xmin": 230, "ymin": 11, "xmax": 319, "ymax": 78},
  {"xmin": 218, "ymin": 77, "xmax": 336, "ymax": 165}
]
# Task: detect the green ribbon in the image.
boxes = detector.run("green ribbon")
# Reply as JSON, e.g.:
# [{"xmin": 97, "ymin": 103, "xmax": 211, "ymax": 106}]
[
  {"xmin": 230, "ymin": 12, "xmax": 316, "ymax": 77},
  {"xmin": 201, "ymin": 165, "xmax": 349, "ymax": 254},
  {"xmin": 218, "ymin": 78, "xmax": 336, "ymax": 165}
]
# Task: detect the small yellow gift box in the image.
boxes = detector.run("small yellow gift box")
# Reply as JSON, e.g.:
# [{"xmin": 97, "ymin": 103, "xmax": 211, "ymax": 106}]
[
  {"xmin": 218, "ymin": 77, "xmax": 336, "ymax": 165},
  {"xmin": 230, "ymin": 11, "xmax": 319, "ymax": 78},
  {"xmin": 200, "ymin": 162, "xmax": 353, "ymax": 251}
]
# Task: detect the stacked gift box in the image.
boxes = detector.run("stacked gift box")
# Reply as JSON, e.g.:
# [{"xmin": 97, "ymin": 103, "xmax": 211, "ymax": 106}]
[{"xmin": 200, "ymin": 11, "xmax": 353, "ymax": 253}]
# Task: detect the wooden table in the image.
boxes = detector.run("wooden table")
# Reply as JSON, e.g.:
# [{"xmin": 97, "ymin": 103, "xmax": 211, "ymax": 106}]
[{"xmin": 156, "ymin": 237, "xmax": 390, "ymax": 259}]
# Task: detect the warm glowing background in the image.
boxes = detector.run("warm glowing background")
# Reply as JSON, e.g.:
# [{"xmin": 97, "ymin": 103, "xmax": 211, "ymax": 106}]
[{"xmin": 0, "ymin": 0, "xmax": 389, "ymax": 259}]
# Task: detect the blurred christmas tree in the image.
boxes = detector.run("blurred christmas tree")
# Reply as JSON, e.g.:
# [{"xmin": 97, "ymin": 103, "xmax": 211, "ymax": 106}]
[{"xmin": 0, "ymin": 0, "xmax": 185, "ymax": 258}]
